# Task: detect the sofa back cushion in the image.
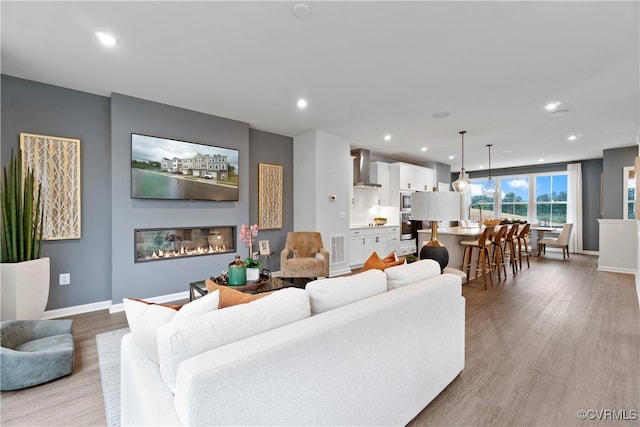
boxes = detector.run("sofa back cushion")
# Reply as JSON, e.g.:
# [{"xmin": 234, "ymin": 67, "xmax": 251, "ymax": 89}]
[
  {"xmin": 385, "ymin": 259, "xmax": 441, "ymax": 290},
  {"xmin": 157, "ymin": 287, "xmax": 310, "ymax": 392},
  {"xmin": 305, "ymin": 269, "xmax": 387, "ymax": 314},
  {"xmin": 123, "ymin": 290, "xmax": 220, "ymax": 363}
]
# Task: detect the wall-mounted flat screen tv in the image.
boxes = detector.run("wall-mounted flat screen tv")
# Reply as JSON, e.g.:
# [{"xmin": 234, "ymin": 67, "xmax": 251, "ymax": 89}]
[{"xmin": 131, "ymin": 133, "xmax": 239, "ymax": 201}]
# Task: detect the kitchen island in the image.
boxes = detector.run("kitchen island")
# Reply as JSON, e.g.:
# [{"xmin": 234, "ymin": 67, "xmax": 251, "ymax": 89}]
[{"xmin": 418, "ymin": 227, "xmax": 484, "ymax": 271}]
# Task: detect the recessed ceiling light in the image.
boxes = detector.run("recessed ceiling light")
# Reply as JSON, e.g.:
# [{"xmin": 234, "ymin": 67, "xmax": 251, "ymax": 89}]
[
  {"xmin": 448, "ymin": 155, "xmax": 455, "ymax": 160},
  {"xmin": 545, "ymin": 101, "xmax": 561, "ymax": 111},
  {"xmin": 549, "ymin": 109, "xmax": 569, "ymax": 117},
  {"xmin": 538, "ymin": 158, "xmax": 545, "ymax": 162},
  {"xmin": 384, "ymin": 134, "xmax": 391, "ymax": 141},
  {"xmin": 297, "ymin": 98, "xmax": 307, "ymax": 109},
  {"xmin": 421, "ymin": 147, "xmax": 427, "ymax": 152},
  {"xmin": 432, "ymin": 112, "xmax": 451, "ymax": 119},
  {"xmin": 292, "ymin": 3, "xmax": 312, "ymax": 19},
  {"xmin": 568, "ymin": 135, "xmax": 577, "ymax": 141},
  {"xmin": 96, "ymin": 32, "xmax": 117, "ymax": 47},
  {"xmin": 478, "ymin": 165, "xmax": 484, "ymax": 169}
]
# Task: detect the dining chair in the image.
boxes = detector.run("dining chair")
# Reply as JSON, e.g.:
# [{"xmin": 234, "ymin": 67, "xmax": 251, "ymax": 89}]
[
  {"xmin": 460, "ymin": 226, "xmax": 494, "ymax": 290},
  {"xmin": 538, "ymin": 223, "xmax": 574, "ymax": 259}
]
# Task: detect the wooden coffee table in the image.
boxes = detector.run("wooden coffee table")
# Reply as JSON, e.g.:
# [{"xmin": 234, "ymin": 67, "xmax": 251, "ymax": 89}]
[{"xmin": 189, "ymin": 277, "xmax": 313, "ymax": 301}]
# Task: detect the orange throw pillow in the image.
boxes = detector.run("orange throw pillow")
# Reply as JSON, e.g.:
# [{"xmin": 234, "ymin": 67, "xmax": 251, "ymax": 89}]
[
  {"xmin": 126, "ymin": 297, "xmax": 183, "ymax": 311},
  {"xmin": 205, "ymin": 278, "xmax": 269, "ymax": 308},
  {"xmin": 362, "ymin": 251, "xmax": 405, "ymax": 272}
]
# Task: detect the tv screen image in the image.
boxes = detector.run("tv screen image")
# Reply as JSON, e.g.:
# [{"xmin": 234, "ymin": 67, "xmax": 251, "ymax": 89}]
[{"xmin": 131, "ymin": 133, "xmax": 239, "ymax": 201}]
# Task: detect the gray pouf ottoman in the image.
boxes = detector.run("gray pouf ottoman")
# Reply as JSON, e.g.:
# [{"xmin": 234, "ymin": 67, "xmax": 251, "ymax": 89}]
[{"xmin": 0, "ymin": 319, "xmax": 75, "ymax": 391}]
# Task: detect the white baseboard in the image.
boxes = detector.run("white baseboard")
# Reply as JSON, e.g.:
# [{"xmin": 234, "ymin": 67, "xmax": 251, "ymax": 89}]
[
  {"xmin": 42, "ymin": 300, "xmax": 112, "ymax": 319},
  {"xmin": 597, "ymin": 266, "xmax": 637, "ymax": 275},
  {"xmin": 582, "ymin": 250, "xmax": 599, "ymax": 256}
]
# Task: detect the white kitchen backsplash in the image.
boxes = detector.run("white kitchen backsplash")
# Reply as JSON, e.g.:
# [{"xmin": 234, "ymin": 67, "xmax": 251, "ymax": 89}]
[{"xmin": 350, "ymin": 188, "xmax": 397, "ymax": 226}]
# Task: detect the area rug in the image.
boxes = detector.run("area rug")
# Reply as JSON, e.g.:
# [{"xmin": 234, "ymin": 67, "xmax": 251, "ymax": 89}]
[{"xmin": 96, "ymin": 327, "xmax": 129, "ymax": 427}]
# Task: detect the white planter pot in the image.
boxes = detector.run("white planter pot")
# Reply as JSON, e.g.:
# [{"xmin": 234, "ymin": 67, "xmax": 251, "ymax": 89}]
[
  {"xmin": 1, "ymin": 257, "xmax": 50, "ymax": 321},
  {"xmin": 246, "ymin": 267, "xmax": 260, "ymax": 282}
]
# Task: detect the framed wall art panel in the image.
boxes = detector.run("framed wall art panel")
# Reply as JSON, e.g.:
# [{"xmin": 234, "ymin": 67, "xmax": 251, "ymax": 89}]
[
  {"xmin": 258, "ymin": 163, "xmax": 283, "ymax": 229},
  {"xmin": 20, "ymin": 133, "xmax": 81, "ymax": 240}
]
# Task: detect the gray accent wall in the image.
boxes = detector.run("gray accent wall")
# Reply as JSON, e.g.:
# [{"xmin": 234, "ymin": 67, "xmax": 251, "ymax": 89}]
[
  {"xmin": 1, "ymin": 75, "xmax": 112, "ymax": 310},
  {"xmin": 1, "ymin": 75, "xmax": 296, "ymax": 311},
  {"xmin": 581, "ymin": 159, "xmax": 603, "ymax": 251},
  {"xmin": 110, "ymin": 93, "xmax": 250, "ymax": 303},
  {"xmin": 602, "ymin": 146, "xmax": 638, "ymax": 219},
  {"xmin": 248, "ymin": 129, "xmax": 293, "ymax": 273}
]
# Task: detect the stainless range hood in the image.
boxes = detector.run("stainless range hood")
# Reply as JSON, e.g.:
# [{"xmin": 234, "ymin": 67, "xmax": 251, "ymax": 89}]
[{"xmin": 351, "ymin": 148, "xmax": 382, "ymax": 188}]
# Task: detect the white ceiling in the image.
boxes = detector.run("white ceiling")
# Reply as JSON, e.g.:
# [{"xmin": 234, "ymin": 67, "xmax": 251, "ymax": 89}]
[{"xmin": 2, "ymin": 1, "xmax": 638, "ymax": 171}]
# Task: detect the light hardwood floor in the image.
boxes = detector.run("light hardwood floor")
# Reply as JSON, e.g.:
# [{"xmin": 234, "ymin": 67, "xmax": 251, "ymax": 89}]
[{"xmin": 1, "ymin": 254, "xmax": 638, "ymax": 427}]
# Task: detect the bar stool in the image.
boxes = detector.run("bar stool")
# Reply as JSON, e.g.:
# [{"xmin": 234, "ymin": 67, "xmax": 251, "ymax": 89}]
[
  {"xmin": 490, "ymin": 226, "xmax": 508, "ymax": 281},
  {"xmin": 516, "ymin": 223, "xmax": 531, "ymax": 269},
  {"xmin": 460, "ymin": 226, "xmax": 494, "ymax": 290},
  {"xmin": 502, "ymin": 223, "xmax": 519, "ymax": 275}
]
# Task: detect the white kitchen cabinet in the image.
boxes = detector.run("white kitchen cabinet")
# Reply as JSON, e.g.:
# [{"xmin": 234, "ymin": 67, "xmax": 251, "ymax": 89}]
[
  {"xmin": 389, "ymin": 162, "xmax": 435, "ymax": 194},
  {"xmin": 370, "ymin": 161, "xmax": 391, "ymax": 206},
  {"xmin": 413, "ymin": 165, "xmax": 435, "ymax": 192},
  {"xmin": 349, "ymin": 226, "xmax": 400, "ymax": 268}
]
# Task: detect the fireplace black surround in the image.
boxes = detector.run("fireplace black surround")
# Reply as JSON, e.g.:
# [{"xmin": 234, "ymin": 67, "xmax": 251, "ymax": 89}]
[{"xmin": 134, "ymin": 226, "xmax": 236, "ymax": 263}]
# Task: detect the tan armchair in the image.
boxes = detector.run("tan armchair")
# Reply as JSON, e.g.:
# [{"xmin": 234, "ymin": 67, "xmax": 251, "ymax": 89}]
[{"xmin": 280, "ymin": 232, "xmax": 330, "ymax": 279}]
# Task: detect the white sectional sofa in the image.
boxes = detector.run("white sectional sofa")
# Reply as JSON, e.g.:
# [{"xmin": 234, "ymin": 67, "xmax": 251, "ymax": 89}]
[{"xmin": 120, "ymin": 259, "xmax": 465, "ymax": 426}]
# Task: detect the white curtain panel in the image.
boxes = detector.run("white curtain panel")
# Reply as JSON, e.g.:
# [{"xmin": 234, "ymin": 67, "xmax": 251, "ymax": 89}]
[{"xmin": 567, "ymin": 163, "xmax": 583, "ymax": 253}]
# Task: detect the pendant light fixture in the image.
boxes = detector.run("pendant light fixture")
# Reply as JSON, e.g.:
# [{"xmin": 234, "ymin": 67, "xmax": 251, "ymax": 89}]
[
  {"xmin": 451, "ymin": 131, "xmax": 471, "ymax": 193},
  {"xmin": 482, "ymin": 144, "xmax": 496, "ymax": 198}
]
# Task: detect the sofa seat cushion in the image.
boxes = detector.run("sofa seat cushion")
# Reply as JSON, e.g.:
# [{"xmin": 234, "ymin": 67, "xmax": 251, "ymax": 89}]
[
  {"xmin": 305, "ymin": 269, "xmax": 387, "ymax": 314},
  {"xmin": 385, "ymin": 259, "xmax": 441, "ymax": 290},
  {"xmin": 157, "ymin": 287, "xmax": 311, "ymax": 392},
  {"xmin": 123, "ymin": 290, "xmax": 220, "ymax": 363}
]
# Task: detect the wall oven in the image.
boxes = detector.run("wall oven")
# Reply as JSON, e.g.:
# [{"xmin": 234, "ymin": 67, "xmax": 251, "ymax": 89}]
[
  {"xmin": 400, "ymin": 192, "xmax": 412, "ymax": 211},
  {"xmin": 400, "ymin": 211, "xmax": 414, "ymax": 240}
]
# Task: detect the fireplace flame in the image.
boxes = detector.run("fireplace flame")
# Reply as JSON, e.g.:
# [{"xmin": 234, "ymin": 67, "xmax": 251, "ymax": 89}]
[{"xmin": 141, "ymin": 244, "xmax": 231, "ymax": 261}]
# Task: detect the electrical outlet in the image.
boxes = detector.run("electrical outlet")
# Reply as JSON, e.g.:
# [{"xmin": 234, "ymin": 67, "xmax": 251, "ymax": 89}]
[{"xmin": 59, "ymin": 273, "xmax": 70, "ymax": 286}]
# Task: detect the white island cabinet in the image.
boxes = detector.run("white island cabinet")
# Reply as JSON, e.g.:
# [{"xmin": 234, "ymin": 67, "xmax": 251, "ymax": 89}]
[{"xmin": 349, "ymin": 226, "xmax": 400, "ymax": 268}]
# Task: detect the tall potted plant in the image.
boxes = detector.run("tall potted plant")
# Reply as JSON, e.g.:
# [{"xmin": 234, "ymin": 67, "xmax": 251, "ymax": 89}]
[{"xmin": 0, "ymin": 149, "xmax": 50, "ymax": 320}]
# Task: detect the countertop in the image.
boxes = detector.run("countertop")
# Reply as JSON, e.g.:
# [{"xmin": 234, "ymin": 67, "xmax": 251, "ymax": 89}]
[
  {"xmin": 350, "ymin": 224, "xmax": 399, "ymax": 230},
  {"xmin": 418, "ymin": 226, "xmax": 484, "ymax": 236}
]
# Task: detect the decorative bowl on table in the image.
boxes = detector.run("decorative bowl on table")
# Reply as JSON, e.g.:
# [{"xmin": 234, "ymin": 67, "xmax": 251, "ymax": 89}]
[
  {"xmin": 373, "ymin": 217, "xmax": 387, "ymax": 226},
  {"xmin": 482, "ymin": 219, "xmax": 501, "ymax": 227}
]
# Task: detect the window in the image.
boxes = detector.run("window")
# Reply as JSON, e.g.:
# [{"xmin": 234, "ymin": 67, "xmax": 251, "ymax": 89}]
[
  {"xmin": 623, "ymin": 166, "xmax": 636, "ymax": 220},
  {"xmin": 500, "ymin": 177, "xmax": 528, "ymax": 220},
  {"xmin": 535, "ymin": 174, "xmax": 567, "ymax": 226},
  {"xmin": 470, "ymin": 172, "xmax": 568, "ymax": 224},
  {"xmin": 470, "ymin": 179, "xmax": 496, "ymax": 220}
]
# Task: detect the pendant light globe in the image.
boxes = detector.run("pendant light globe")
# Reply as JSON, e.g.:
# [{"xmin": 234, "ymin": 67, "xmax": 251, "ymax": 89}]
[
  {"xmin": 452, "ymin": 131, "xmax": 471, "ymax": 193},
  {"xmin": 482, "ymin": 143, "xmax": 496, "ymax": 198}
]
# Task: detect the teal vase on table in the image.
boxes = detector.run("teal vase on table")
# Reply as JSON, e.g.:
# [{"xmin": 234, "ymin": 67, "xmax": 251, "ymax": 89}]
[{"xmin": 227, "ymin": 255, "xmax": 246, "ymax": 285}]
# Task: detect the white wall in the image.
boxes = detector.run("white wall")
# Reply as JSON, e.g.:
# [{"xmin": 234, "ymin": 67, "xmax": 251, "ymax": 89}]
[
  {"xmin": 597, "ymin": 219, "xmax": 637, "ymax": 274},
  {"xmin": 293, "ymin": 131, "xmax": 351, "ymax": 276}
]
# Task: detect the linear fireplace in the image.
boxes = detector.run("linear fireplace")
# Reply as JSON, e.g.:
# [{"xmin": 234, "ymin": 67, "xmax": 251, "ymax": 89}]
[{"xmin": 134, "ymin": 226, "xmax": 236, "ymax": 263}]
